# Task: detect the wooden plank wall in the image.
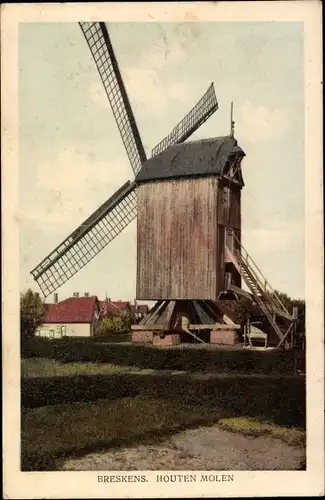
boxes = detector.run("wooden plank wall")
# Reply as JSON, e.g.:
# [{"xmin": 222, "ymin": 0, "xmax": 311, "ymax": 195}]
[
  {"xmin": 217, "ymin": 183, "xmax": 242, "ymax": 289},
  {"xmin": 136, "ymin": 177, "xmax": 219, "ymax": 300},
  {"xmin": 217, "ymin": 184, "xmax": 241, "ymax": 229}
]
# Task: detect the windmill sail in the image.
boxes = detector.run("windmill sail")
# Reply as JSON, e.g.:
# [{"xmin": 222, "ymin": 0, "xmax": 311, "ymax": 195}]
[
  {"xmin": 151, "ymin": 83, "xmax": 218, "ymax": 157},
  {"xmin": 31, "ymin": 181, "xmax": 137, "ymax": 297},
  {"xmin": 79, "ymin": 22, "xmax": 147, "ymax": 175}
]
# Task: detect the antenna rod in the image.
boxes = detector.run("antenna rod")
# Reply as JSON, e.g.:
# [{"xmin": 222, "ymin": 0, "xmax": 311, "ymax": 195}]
[{"xmin": 230, "ymin": 101, "xmax": 235, "ymax": 137}]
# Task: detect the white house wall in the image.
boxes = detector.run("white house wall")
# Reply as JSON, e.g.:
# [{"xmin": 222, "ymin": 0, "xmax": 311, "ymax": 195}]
[{"xmin": 36, "ymin": 323, "xmax": 91, "ymax": 338}]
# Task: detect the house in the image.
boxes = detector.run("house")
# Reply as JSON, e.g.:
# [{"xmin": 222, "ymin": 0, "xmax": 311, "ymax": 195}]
[
  {"xmin": 99, "ymin": 298, "xmax": 150, "ymax": 323},
  {"xmin": 36, "ymin": 295, "xmax": 101, "ymax": 338},
  {"xmin": 130, "ymin": 303, "xmax": 150, "ymax": 321},
  {"xmin": 137, "ymin": 304, "xmax": 149, "ymax": 317},
  {"xmin": 99, "ymin": 299, "xmax": 132, "ymax": 318}
]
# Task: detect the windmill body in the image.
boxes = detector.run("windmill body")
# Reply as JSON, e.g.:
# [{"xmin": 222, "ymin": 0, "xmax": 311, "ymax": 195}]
[{"xmin": 135, "ymin": 137, "xmax": 245, "ymax": 301}]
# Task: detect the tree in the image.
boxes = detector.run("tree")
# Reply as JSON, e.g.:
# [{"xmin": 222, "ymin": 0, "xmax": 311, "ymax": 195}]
[
  {"xmin": 272, "ymin": 290, "xmax": 305, "ymax": 332},
  {"xmin": 96, "ymin": 310, "xmax": 132, "ymax": 336},
  {"xmin": 20, "ymin": 289, "xmax": 44, "ymax": 341}
]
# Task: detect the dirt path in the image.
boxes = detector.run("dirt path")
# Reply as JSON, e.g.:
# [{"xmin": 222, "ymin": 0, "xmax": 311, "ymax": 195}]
[{"xmin": 62, "ymin": 424, "xmax": 305, "ymax": 471}]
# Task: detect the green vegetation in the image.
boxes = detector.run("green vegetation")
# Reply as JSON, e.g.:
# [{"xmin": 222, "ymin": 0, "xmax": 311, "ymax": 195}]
[
  {"xmin": 22, "ymin": 394, "xmax": 306, "ymax": 471},
  {"xmin": 22, "ymin": 337, "xmax": 296, "ymax": 374},
  {"xmin": 21, "ymin": 358, "xmax": 148, "ymax": 378},
  {"xmin": 96, "ymin": 310, "xmax": 133, "ymax": 336},
  {"xmin": 222, "ymin": 291, "xmax": 305, "ymax": 332},
  {"xmin": 20, "ymin": 331, "xmax": 306, "ymax": 472},
  {"xmin": 20, "ymin": 289, "xmax": 44, "ymax": 342},
  {"xmin": 218, "ymin": 417, "xmax": 305, "ymax": 447},
  {"xmin": 21, "ymin": 395, "xmax": 225, "ymax": 471},
  {"xmin": 21, "ymin": 357, "xmax": 305, "ymax": 430}
]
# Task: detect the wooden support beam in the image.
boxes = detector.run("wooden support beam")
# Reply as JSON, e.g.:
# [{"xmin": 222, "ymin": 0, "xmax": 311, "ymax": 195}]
[
  {"xmin": 228, "ymin": 284, "xmax": 254, "ymax": 301},
  {"xmin": 188, "ymin": 323, "xmax": 241, "ymax": 330},
  {"xmin": 188, "ymin": 301, "xmax": 202, "ymax": 325},
  {"xmin": 182, "ymin": 326, "xmax": 206, "ymax": 344},
  {"xmin": 145, "ymin": 300, "xmax": 168, "ymax": 325},
  {"xmin": 164, "ymin": 300, "xmax": 176, "ymax": 330},
  {"xmin": 276, "ymin": 322, "xmax": 294, "ymax": 348},
  {"xmin": 197, "ymin": 300, "xmax": 222, "ymax": 323},
  {"xmin": 139, "ymin": 300, "xmax": 162, "ymax": 325},
  {"xmin": 272, "ymin": 306, "xmax": 293, "ymax": 321},
  {"xmin": 132, "ymin": 324, "xmax": 165, "ymax": 331}
]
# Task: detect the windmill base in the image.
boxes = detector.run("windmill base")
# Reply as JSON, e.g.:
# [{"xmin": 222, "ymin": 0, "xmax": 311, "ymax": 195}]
[{"xmin": 131, "ymin": 299, "xmax": 240, "ymax": 345}]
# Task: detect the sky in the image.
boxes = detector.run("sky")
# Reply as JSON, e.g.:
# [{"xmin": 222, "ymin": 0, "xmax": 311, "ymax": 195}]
[{"xmin": 19, "ymin": 21, "xmax": 304, "ymax": 303}]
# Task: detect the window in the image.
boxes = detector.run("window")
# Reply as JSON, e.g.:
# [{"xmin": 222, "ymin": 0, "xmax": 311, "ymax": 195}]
[
  {"xmin": 49, "ymin": 330, "xmax": 55, "ymax": 339},
  {"xmin": 61, "ymin": 326, "xmax": 66, "ymax": 337}
]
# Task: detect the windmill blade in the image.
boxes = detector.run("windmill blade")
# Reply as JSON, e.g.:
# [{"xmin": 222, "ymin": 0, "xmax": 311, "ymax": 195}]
[
  {"xmin": 151, "ymin": 83, "xmax": 218, "ymax": 157},
  {"xmin": 31, "ymin": 181, "xmax": 137, "ymax": 297},
  {"xmin": 79, "ymin": 22, "xmax": 146, "ymax": 175}
]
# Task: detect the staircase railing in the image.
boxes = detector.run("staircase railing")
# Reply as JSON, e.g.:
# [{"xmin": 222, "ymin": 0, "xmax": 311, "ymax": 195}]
[{"xmin": 226, "ymin": 229, "xmax": 291, "ymax": 318}]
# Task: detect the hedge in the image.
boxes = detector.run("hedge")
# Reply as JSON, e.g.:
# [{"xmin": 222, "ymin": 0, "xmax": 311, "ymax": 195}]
[
  {"xmin": 21, "ymin": 371, "xmax": 306, "ymax": 428},
  {"xmin": 21, "ymin": 337, "xmax": 297, "ymax": 374}
]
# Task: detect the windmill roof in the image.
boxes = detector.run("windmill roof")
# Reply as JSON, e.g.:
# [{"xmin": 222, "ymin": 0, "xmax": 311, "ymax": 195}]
[
  {"xmin": 43, "ymin": 296, "xmax": 98, "ymax": 324},
  {"xmin": 136, "ymin": 136, "xmax": 245, "ymax": 184}
]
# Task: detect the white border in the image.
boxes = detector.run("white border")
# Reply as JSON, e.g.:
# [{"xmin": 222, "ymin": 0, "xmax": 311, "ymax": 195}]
[{"xmin": 2, "ymin": 2, "xmax": 324, "ymax": 498}]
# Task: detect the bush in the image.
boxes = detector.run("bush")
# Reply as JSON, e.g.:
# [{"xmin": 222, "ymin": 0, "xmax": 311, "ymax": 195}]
[
  {"xmin": 22, "ymin": 337, "xmax": 297, "ymax": 374},
  {"xmin": 96, "ymin": 311, "xmax": 133, "ymax": 336}
]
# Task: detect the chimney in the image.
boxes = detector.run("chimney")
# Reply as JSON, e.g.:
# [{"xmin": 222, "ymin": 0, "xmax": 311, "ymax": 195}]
[
  {"xmin": 73, "ymin": 292, "xmax": 79, "ymax": 298},
  {"xmin": 54, "ymin": 293, "xmax": 58, "ymax": 304},
  {"xmin": 84, "ymin": 292, "xmax": 89, "ymax": 297}
]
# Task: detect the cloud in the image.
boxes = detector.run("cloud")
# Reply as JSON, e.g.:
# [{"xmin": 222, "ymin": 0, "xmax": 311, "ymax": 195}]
[
  {"xmin": 88, "ymin": 69, "xmax": 192, "ymax": 118},
  {"xmin": 135, "ymin": 32, "xmax": 186, "ymax": 71},
  {"xmin": 87, "ymin": 34, "xmax": 190, "ymax": 116},
  {"xmin": 36, "ymin": 145, "xmax": 128, "ymax": 190},
  {"xmin": 87, "ymin": 81, "xmax": 110, "ymax": 110},
  {"xmin": 237, "ymin": 101, "xmax": 291, "ymax": 143},
  {"xmin": 241, "ymin": 220, "xmax": 304, "ymax": 298},
  {"xmin": 22, "ymin": 145, "xmax": 132, "ymax": 235},
  {"xmin": 243, "ymin": 220, "xmax": 303, "ymax": 256}
]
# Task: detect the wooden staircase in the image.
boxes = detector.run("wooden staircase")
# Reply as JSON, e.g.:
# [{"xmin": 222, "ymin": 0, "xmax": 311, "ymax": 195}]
[{"xmin": 224, "ymin": 229, "xmax": 294, "ymax": 347}]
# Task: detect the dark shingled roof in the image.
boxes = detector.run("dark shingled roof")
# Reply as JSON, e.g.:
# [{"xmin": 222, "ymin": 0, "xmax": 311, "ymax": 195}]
[{"xmin": 136, "ymin": 136, "xmax": 245, "ymax": 184}]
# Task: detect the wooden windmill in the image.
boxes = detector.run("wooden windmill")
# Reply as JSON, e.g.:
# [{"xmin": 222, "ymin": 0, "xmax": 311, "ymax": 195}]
[{"xmin": 31, "ymin": 22, "xmax": 295, "ymax": 348}]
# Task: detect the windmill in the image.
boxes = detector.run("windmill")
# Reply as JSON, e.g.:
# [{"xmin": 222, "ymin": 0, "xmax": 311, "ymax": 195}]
[{"xmin": 31, "ymin": 22, "xmax": 295, "ymax": 348}]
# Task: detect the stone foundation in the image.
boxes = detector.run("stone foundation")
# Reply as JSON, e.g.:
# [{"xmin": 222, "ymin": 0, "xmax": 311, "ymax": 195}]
[
  {"xmin": 210, "ymin": 329, "xmax": 240, "ymax": 346},
  {"xmin": 132, "ymin": 330, "xmax": 153, "ymax": 344},
  {"xmin": 152, "ymin": 333, "xmax": 181, "ymax": 346}
]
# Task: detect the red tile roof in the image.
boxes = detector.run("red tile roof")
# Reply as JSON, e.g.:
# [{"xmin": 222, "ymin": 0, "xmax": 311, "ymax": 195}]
[
  {"xmin": 43, "ymin": 296, "xmax": 99, "ymax": 324},
  {"xmin": 98, "ymin": 299, "xmax": 149, "ymax": 319},
  {"xmin": 99, "ymin": 300, "xmax": 131, "ymax": 316},
  {"xmin": 111, "ymin": 301, "xmax": 130, "ymax": 311}
]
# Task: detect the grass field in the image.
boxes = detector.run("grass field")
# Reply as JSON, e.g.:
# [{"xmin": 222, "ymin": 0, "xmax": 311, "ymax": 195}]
[
  {"xmin": 21, "ymin": 357, "xmax": 306, "ymax": 471},
  {"xmin": 21, "ymin": 357, "xmax": 159, "ymax": 378},
  {"xmin": 21, "ymin": 395, "xmax": 226, "ymax": 470},
  {"xmin": 22, "ymin": 395, "xmax": 305, "ymax": 471},
  {"xmin": 218, "ymin": 417, "xmax": 305, "ymax": 447}
]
